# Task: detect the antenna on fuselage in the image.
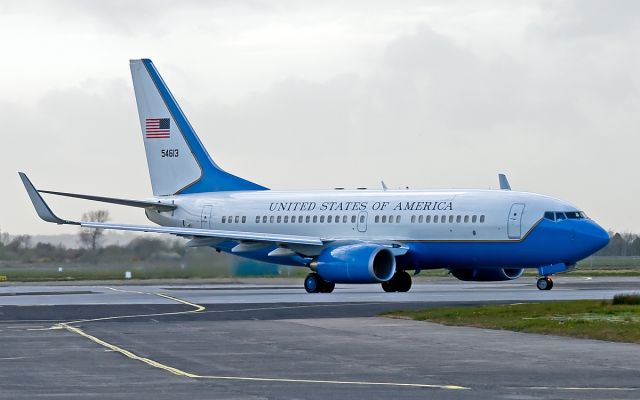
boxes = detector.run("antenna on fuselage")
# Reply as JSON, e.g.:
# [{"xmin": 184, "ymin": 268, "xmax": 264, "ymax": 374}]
[
  {"xmin": 381, "ymin": 180, "xmax": 388, "ymax": 191},
  {"xmin": 498, "ymin": 173, "xmax": 511, "ymax": 190}
]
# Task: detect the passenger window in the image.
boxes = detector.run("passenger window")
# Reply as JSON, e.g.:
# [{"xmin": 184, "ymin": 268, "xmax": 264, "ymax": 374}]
[
  {"xmin": 336, "ymin": 215, "xmax": 340, "ymax": 223},
  {"xmin": 284, "ymin": 216, "xmax": 288, "ymax": 223},
  {"xmin": 456, "ymin": 215, "xmax": 461, "ymax": 223},
  {"xmin": 234, "ymin": 216, "xmax": 239, "ymax": 223},
  {"xmin": 382, "ymin": 216, "xmax": 387, "ymax": 223},
  {"xmin": 480, "ymin": 215, "xmax": 485, "ymax": 223},
  {"xmin": 426, "ymin": 215, "xmax": 431, "ymax": 223},
  {"xmin": 464, "ymin": 215, "xmax": 469, "ymax": 223},
  {"xmin": 418, "ymin": 215, "xmax": 423, "ymax": 223},
  {"xmin": 222, "ymin": 216, "xmax": 226, "ymax": 223},
  {"xmin": 448, "ymin": 215, "xmax": 454, "ymax": 223},
  {"xmin": 327, "ymin": 215, "xmax": 332, "ymax": 223},
  {"xmin": 411, "ymin": 215, "xmax": 416, "ymax": 223},
  {"xmin": 434, "ymin": 215, "xmax": 439, "ymax": 223},
  {"xmin": 351, "ymin": 215, "xmax": 356, "ymax": 223},
  {"xmin": 442, "ymin": 216, "xmax": 446, "ymax": 223},
  {"xmin": 277, "ymin": 216, "xmax": 282, "ymax": 223},
  {"xmin": 396, "ymin": 216, "xmax": 401, "ymax": 223},
  {"xmin": 375, "ymin": 215, "xmax": 380, "ymax": 223},
  {"xmin": 270, "ymin": 216, "xmax": 274, "ymax": 223},
  {"xmin": 298, "ymin": 216, "xmax": 303, "ymax": 223},
  {"xmin": 291, "ymin": 216, "xmax": 296, "ymax": 223},
  {"xmin": 313, "ymin": 216, "xmax": 318, "ymax": 223},
  {"xmin": 255, "ymin": 216, "xmax": 260, "ymax": 223},
  {"xmin": 263, "ymin": 216, "xmax": 267, "ymax": 223},
  {"xmin": 360, "ymin": 215, "xmax": 365, "ymax": 223},
  {"xmin": 320, "ymin": 216, "xmax": 325, "ymax": 223},
  {"xmin": 342, "ymin": 215, "xmax": 347, "ymax": 223},
  {"xmin": 306, "ymin": 216, "xmax": 311, "ymax": 223},
  {"xmin": 472, "ymin": 215, "xmax": 477, "ymax": 223},
  {"xmin": 242, "ymin": 216, "xmax": 246, "ymax": 223}
]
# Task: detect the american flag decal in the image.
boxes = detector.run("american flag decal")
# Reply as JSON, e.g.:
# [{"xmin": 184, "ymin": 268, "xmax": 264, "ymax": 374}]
[{"xmin": 145, "ymin": 118, "xmax": 170, "ymax": 139}]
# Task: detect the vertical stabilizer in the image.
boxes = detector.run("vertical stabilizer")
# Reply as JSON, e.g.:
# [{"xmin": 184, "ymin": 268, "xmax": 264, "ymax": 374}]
[{"xmin": 130, "ymin": 59, "xmax": 266, "ymax": 196}]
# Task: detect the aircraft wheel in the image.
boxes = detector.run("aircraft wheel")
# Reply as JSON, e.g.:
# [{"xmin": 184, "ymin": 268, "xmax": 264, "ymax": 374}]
[
  {"xmin": 304, "ymin": 273, "xmax": 322, "ymax": 293},
  {"xmin": 536, "ymin": 277, "xmax": 553, "ymax": 291},
  {"xmin": 382, "ymin": 280, "xmax": 397, "ymax": 292},
  {"xmin": 397, "ymin": 271, "xmax": 412, "ymax": 292},
  {"xmin": 320, "ymin": 281, "xmax": 335, "ymax": 293}
]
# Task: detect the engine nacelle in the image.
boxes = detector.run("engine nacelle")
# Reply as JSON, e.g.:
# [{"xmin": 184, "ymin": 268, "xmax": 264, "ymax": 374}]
[
  {"xmin": 311, "ymin": 244, "xmax": 396, "ymax": 284},
  {"xmin": 450, "ymin": 268, "xmax": 524, "ymax": 282}
]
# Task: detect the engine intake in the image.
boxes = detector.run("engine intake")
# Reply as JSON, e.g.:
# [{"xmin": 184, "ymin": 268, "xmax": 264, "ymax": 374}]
[
  {"xmin": 450, "ymin": 268, "xmax": 524, "ymax": 282},
  {"xmin": 311, "ymin": 244, "xmax": 396, "ymax": 284}
]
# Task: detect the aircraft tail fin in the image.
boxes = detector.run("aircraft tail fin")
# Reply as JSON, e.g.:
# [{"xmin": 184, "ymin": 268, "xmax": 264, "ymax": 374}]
[{"xmin": 129, "ymin": 59, "xmax": 266, "ymax": 196}]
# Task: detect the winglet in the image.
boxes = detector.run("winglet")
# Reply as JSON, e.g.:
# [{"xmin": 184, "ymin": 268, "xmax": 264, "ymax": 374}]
[
  {"xmin": 498, "ymin": 173, "xmax": 511, "ymax": 190},
  {"xmin": 18, "ymin": 172, "xmax": 78, "ymax": 225}
]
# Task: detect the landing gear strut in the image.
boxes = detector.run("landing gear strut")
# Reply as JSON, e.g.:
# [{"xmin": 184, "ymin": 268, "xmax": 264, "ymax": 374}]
[
  {"xmin": 381, "ymin": 271, "xmax": 412, "ymax": 293},
  {"xmin": 536, "ymin": 276, "xmax": 554, "ymax": 291},
  {"xmin": 304, "ymin": 273, "xmax": 335, "ymax": 293}
]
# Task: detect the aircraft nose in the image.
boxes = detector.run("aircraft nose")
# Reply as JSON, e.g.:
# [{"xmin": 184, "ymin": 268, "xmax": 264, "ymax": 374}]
[{"xmin": 583, "ymin": 221, "xmax": 610, "ymax": 253}]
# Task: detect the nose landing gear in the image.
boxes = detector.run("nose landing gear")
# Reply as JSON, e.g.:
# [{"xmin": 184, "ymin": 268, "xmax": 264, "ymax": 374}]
[{"xmin": 536, "ymin": 276, "xmax": 554, "ymax": 290}]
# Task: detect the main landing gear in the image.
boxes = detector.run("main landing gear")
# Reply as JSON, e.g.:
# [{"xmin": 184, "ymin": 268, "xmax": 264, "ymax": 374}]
[
  {"xmin": 304, "ymin": 273, "xmax": 335, "ymax": 293},
  {"xmin": 382, "ymin": 271, "xmax": 412, "ymax": 293},
  {"xmin": 536, "ymin": 276, "xmax": 554, "ymax": 291}
]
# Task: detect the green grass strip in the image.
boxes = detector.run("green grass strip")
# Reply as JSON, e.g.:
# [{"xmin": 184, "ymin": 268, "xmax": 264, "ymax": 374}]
[{"xmin": 385, "ymin": 300, "xmax": 640, "ymax": 344}]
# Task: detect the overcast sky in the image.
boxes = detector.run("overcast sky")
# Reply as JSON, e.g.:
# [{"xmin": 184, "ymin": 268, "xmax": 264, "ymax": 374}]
[{"xmin": 1, "ymin": 0, "xmax": 639, "ymax": 235}]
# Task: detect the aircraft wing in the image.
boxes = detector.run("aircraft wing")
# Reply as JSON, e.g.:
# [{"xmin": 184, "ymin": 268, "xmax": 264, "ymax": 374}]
[{"xmin": 19, "ymin": 172, "xmax": 323, "ymax": 246}]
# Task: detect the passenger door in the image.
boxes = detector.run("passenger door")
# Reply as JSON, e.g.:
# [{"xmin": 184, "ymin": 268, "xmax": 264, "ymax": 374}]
[
  {"xmin": 507, "ymin": 203, "xmax": 525, "ymax": 239},
  {"xmin": 201, "ymin": 205, "xmax": 212, "ymax": 229}
]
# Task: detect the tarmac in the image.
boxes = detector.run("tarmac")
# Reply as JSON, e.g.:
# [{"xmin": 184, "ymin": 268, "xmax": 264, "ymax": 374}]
[{"xmin": 1, "ymin": 276, "xmax": 639, "ymax": 399}]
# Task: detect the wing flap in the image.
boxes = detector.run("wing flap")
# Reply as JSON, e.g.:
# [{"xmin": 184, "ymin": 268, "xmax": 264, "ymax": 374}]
[{"xmin": 80, "ymin": 222, "xmax": 323, "ymax": 246}]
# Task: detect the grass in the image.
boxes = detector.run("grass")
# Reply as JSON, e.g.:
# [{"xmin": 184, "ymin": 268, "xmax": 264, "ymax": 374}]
[{"xmin": 385, "ymin": 299, "xmax": 640, "ymax": 344}]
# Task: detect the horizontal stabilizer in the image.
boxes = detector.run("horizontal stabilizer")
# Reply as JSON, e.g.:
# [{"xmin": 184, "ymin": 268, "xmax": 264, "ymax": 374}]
[{"xmin": 38, "ymin": 189, "xmax": 176, "ymax": 212}]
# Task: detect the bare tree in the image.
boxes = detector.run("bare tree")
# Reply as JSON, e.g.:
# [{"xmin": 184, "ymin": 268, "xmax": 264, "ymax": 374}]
[{"xmin": 79, "ymin": 210, "xmax": 110, "ymax": 251}]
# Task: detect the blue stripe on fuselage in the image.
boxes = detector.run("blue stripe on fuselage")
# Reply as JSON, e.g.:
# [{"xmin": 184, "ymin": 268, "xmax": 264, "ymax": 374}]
[{"xmin": 211, "ymin": 219, "xmax": 609, "ymax": 271}]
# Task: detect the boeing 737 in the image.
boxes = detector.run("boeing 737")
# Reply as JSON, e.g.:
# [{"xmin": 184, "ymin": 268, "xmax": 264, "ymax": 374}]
[{"xmin": 20, "ymin": 59, "xmax": 610, "ymax": 293}]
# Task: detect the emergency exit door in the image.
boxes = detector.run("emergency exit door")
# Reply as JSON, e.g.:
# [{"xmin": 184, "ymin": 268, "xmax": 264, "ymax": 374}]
[{"xmin": 201, "ymin": 205, "xmax": 212, "ymax": 229}]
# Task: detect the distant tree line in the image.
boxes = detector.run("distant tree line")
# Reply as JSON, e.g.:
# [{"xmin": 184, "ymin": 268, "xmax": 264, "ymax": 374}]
[
  {"xmin": 596, "ymin": 232, "xmax": 640, "ymax": 257},
  {"xmin": 0, "ymin": 233, "xmax": 188, "ymax": 264}
]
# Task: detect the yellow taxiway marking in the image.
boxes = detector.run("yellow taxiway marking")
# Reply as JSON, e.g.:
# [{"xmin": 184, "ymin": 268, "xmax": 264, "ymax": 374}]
[{"xmin": 50, "ymin": 287, "xmax": 469, "ymax": 391}]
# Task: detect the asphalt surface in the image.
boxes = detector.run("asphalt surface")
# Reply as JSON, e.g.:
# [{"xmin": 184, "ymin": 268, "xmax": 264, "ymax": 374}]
[{"xmin": 1, "ymin": 277, "xmax": 640, "ymax": 399}]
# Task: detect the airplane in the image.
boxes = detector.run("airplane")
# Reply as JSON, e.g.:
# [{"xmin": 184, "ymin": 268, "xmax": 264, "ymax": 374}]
[{"xmin": 20, "ymin": 59, "xmax": 610, "ymax": 293}]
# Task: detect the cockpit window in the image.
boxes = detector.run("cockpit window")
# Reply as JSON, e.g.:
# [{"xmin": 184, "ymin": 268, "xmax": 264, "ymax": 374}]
[{"xmin": 544, "ymin": 211, "xmax": 587, "ymax": 221}]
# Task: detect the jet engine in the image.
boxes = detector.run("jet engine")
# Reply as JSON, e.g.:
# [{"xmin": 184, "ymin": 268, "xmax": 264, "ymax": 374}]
[
  {"xmin": 310, "ymin": 244, "xmax": 396, "ymax": 284},
  {"xmin": 450, "ymin": 268, "xmax": 524, "ymax": 282}
]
